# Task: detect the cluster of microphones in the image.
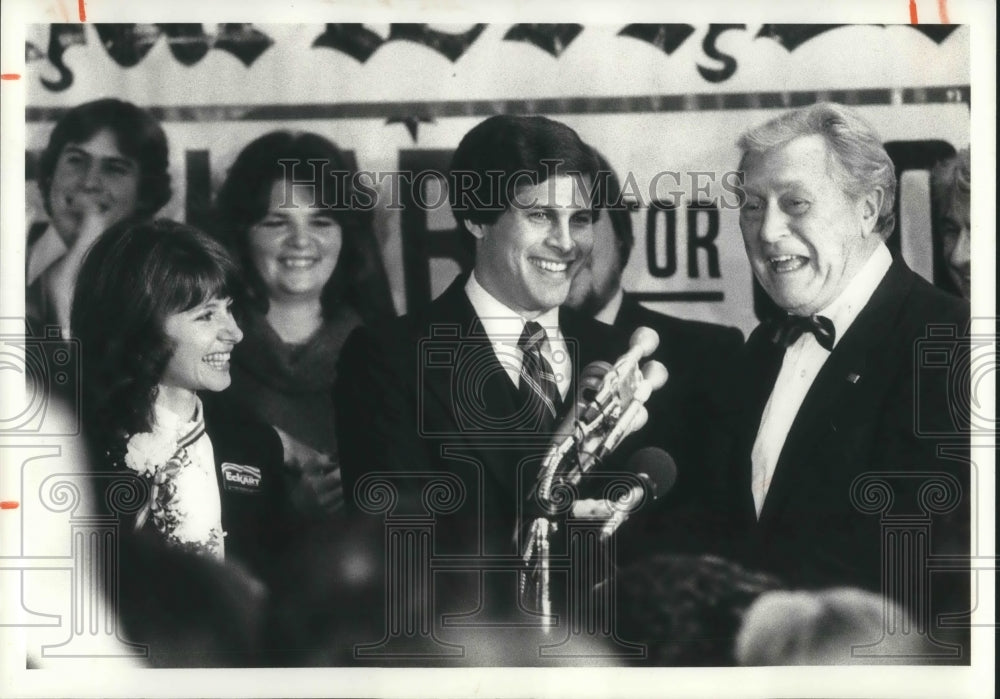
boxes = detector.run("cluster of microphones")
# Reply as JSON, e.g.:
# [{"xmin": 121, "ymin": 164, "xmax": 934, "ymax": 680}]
[{"xmin": 521, "ymin": 326, "xmax": 679, "ymax": 617}]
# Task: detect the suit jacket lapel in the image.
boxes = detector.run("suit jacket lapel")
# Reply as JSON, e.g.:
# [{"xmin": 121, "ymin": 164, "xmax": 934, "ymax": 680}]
[
  {"xmin": 758, "ymin": 257, "xmax": 915, "ymax": 524},
  {"xmin": 758, "ymin": 343, "xmax": 868, "ymax": 525},
  {"xmin": 418, "ymin": 276, "xmax": 530, "ymax": 498},
  {"xmin": 736, "ymin": 331, "xmax": 785, "ymax": 523},
  {"xmin": 420, "ymin": 275, "xmax": 520, "ymax": 415}
]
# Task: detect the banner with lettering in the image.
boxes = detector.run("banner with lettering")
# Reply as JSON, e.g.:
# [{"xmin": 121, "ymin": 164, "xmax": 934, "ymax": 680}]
[{"xmin": 25, "ymin": 23, "xmax": 970, "ymax": 333}]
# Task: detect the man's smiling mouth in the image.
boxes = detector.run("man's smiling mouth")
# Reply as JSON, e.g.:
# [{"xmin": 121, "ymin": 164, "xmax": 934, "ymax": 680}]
[
  {"xmin": 530, "ymin": 257, "xmax": 571, "ymax": 274},
  {"xmin": 768, "ymin": 254, "xmax": 809, "ymax": 273}
]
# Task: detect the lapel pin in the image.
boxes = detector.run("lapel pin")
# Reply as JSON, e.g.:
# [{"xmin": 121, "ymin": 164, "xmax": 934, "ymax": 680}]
[{"xmin": 846, "ymin": 372, "xmax": 861, "ymax": 384}]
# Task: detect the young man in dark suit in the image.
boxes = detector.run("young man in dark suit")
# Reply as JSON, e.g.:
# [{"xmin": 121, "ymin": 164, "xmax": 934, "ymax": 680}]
[
  {"xmin": 714, "ymin": 103, "xmax": 970, "ymax": 658},
  {"xmin": 335, "ymin": 116, "xmax": 631, "ymax": 637}
]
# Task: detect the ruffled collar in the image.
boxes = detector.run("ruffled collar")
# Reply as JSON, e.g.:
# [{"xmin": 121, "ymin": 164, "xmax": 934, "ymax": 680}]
[
  {"xmin": 122, "ymin": 394, "xmax": 205, "ymax": 478},
  {"xmin": 153, "ymin": 394, "xmax": 205, "ymax": 449}
]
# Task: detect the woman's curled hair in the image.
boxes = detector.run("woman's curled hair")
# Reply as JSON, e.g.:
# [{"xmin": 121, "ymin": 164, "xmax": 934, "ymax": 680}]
[{"xmin": 71, "ymin": 219, "xmax": 243, "ymax": 454}]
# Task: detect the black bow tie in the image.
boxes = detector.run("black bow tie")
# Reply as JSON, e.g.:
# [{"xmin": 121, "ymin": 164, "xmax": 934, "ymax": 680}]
[{"xmin": 769, "ymin": 314, "xmax": 836, "ymax": 351}]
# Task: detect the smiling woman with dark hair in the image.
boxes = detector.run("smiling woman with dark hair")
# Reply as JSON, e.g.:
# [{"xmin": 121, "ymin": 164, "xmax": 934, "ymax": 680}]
[
  {"xmin": 213, "ymin": 131, "xmax": 394, "ymax": 519},
  {"xmin": 72, "ymin": 219, "xmax": 288, "ymax": 581}
]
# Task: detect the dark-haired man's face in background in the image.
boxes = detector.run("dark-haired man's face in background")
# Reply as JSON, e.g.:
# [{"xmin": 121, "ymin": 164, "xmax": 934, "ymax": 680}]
[
  {"xmin": 565, "ymin": 209, "xmax": 623, "ymax": 316},
  {"xmin": 48, "ymin": 128, "xmax": 141, "ymax": 245},
  {"xmin": 938, "ymin": 193, "xmax": 971, "ymax": 299},
  {"xmin": 739, "ymin": 135, "xmax": 880, "ymax": 316},
  {"xmin": 468, "ymin": 175, "xmax": 595, "ymax": 318}
]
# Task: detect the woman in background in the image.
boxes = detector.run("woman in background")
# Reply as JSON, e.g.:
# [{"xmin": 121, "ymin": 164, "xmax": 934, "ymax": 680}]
[
  {"xmin": 214, "ymin": 131, "xmax": 394, "ymax": 518},
  {"xmin": 72, "ymin": 219, "xmax": 288, "ymax": 581}
]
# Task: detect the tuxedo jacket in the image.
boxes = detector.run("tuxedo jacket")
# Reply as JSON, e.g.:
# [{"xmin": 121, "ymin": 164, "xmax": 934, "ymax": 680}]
[
  {"xmin": 706, "ymin": 257, "xmax": 970, "ymax": 597},
  {"xmin": 335, "ymin": 275, "xmax": 628, "ymax": 558}
]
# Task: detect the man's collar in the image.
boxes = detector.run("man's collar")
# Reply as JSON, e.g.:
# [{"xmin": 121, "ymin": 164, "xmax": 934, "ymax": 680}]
[
  {"xmin": 817, "ymin": 242, "xmax": 892, "ymax": 348},
  {"xmin": 464, "ymin": 272, "xmax": 561, "ymax": 345}
]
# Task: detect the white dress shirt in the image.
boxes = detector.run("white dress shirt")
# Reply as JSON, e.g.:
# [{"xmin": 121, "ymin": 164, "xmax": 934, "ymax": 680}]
[
  {"xmin": 464, "ymin": 273, "xmax": 572, "ymax": 399},
  {"xmin": 26, "ymin": 224, "xmax": 67, "ymax": 286},
  {"xmin": 750, "ymin": 243, "xmax": 893, "ymax": 517}
]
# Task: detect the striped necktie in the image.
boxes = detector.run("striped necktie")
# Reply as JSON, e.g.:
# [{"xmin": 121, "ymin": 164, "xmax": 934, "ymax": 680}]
[{"xmin": 518, "ymin": 321, "xmax": 559, "ymax": 427}]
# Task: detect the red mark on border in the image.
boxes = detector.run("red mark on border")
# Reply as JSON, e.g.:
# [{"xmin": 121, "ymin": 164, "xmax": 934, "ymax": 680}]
[
  {"xmin": 1, "ymin": 501, "xmax": 20, "ymax": 510},
  {"xmin": 78, "ymin": 0, "xmax": 87, "ymax": 22},
  {"xmin": 909, "ymin": 0, "xmax": 919, "ymax": 23},
  {"xmin": 938, "ymin": 0, "xmax": 950, "ymax": 23},
  {"xmin": 1, "ymin": 74, "xmax": 21, "ymax": 80}
]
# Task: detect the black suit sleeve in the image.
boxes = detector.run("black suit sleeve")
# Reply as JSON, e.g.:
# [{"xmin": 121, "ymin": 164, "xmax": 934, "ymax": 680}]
[{"xmin": 334, "ymin": 324, "xmax": 429, "ymax": 514}]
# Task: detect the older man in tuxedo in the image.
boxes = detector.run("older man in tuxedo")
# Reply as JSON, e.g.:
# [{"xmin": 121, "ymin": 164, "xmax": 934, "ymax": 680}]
[
  {"xmin": 336, "ymin": 116, "xmax": 632, "ymax": 632},
  {"xmin": 710, "ymin": 104, "xmax": 969, "ymax": 637}
]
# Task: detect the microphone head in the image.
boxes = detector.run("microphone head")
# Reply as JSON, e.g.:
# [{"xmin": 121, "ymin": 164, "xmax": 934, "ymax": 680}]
[
  {"xmin": 578, "ymin": 360, "xmax": 613, "ymax": 419},
  {"xmin": 632, "ymin": 380, "xmax": 653, "ymax": 404},
  {"xmin": 630, "ymin": 326, "xmax": 660, "ymax": 357},
  {"xmin": 579, "ymin": 361, "xmax": 612, "ymax": 397},
  {"xmin": 640, "ymin": 360, "xmax": 669, "ymax": 391},
  {"xmin": 625, "ymin": 447, "xmax": 678, "ymax": 499}
]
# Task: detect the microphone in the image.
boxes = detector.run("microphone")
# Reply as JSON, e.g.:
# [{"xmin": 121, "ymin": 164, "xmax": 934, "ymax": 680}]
[
  {"xmin": 600, "ymin": 447, "xmax": 678, "ymax": 540},
  {"xmin": 577, "ymin": 360, "xmax": 613, "ymax": 424},
  {"xmin": 585, "ymin": 360, "xmax": 669, "ymax": 469},
  {"xmin": 616, "ymin": 327, "xmax": 660, "ymax": 372},
  {"xmin": 629, "ymin": 446, "xmax": 678, "ymax": 498},
  {"xmin": 592, "ymin": 327, "xmax": 659, "ymax": 410},
  {"xmin": 542, "ymin": 360, "xmax": 611, "ymax": 466},
  {"xmin": 536, "ymin": 333, "xmax": 665, "ymax": 504}
]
